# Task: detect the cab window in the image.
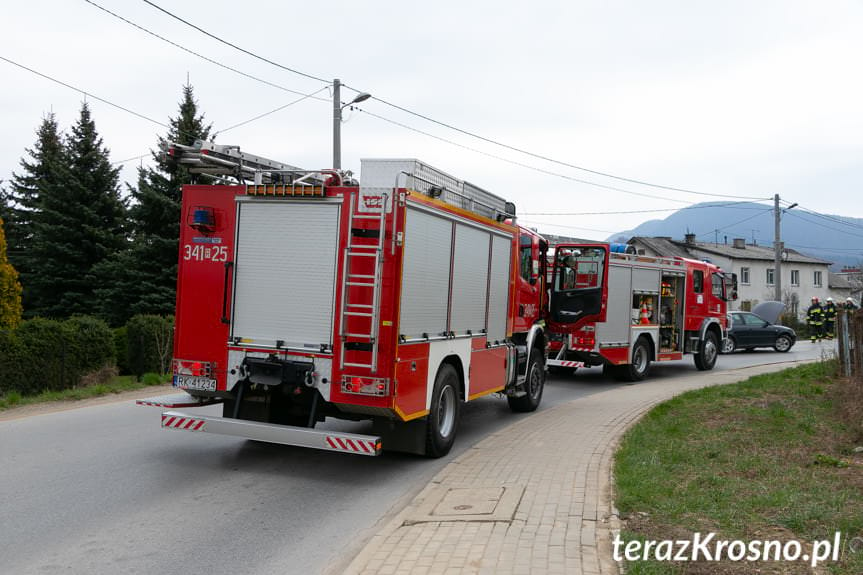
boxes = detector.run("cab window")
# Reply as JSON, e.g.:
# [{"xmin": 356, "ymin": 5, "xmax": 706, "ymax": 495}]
[
  {"xmin": 711, "ymin": 273, "xmax": 724, "ymax": 298},
  {"xmin": 519, "ymin": 236, "xmax": 532, "ymax": 282},
  {"xmin": 692, "ymin": 270, "xmax": 704, "ymax": 294},
  {"xmin": 554, "ymin": 246, "xmax": 605, "ymax": 292}
]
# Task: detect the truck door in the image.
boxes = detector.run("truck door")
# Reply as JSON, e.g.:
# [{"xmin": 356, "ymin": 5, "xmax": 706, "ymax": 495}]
[{"xmin": 549, "ymin": 244, "xmax": 608, "ymax": 330}]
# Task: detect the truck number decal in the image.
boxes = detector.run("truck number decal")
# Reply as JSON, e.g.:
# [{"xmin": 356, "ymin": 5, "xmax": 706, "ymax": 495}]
[{"xmin": 183, "ymin": 244, "xmax": 229, "ymax": 263}]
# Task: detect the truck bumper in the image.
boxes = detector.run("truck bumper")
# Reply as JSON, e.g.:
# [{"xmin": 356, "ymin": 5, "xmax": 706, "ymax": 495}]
[{"xmin": 159, "ymin": 410, "xmax": 382, "ymax": 456}]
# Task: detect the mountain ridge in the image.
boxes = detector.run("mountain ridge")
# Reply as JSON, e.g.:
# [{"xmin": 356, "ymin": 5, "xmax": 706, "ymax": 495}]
[{"xmin": 607, "ymin": 202, "xmax": 863, "ymax": 270}]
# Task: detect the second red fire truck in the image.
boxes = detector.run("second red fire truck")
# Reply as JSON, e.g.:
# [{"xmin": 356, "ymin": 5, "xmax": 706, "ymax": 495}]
[
  {"xmin": 545, "ymin": 243, "xmax": 735, "ymax": 381},
  {"xmin": 139, "ymin": 143, "xmax": 550, "ymax": 457}
]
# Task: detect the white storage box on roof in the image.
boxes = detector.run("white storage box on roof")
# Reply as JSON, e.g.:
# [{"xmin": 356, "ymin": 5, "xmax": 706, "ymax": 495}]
[{"xmin": 359, "ymin": 158, "xmax": 514, "ymax": 221}]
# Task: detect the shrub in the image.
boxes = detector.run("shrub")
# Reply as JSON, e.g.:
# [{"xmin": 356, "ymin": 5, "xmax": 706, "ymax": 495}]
[
  {"xmin": 80, "ymin": 365, "xmax": 120, "ymax": 388},
  {"xmin": 126, "ymin": 315, "xmax": 174, "ymax": 378}
]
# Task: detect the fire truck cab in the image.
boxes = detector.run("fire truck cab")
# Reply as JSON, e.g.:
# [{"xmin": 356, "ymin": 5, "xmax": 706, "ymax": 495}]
[{"xmin": 546, "ymin": 243, "xmax": 734, "ymax": 381}]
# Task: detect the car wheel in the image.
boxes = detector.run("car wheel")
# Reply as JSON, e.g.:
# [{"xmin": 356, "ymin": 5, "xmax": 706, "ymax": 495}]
[
  {"xmin": 774, "ymin": 334, "xmax": 793, "ymax": 353},
  {"xmin": 721, "ymin": 336, "xmax": 736, "ymax": 354}
]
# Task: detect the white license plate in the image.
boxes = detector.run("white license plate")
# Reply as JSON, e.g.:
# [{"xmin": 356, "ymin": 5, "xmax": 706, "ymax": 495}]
[{"xmin": 175, "ymin": 375, "xmax": 217, "ymax": 392}]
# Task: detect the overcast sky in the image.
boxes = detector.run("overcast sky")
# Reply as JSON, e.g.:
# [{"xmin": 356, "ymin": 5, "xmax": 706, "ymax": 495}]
[{"xmin": 2, "ymin": 0, "xmax": 862, "ymax": 245}]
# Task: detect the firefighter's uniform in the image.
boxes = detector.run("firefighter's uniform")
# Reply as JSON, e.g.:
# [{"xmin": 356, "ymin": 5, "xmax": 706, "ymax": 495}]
[
  {"xmin": 823, "ymin": 298, "xmax": 837, "ymax": 340},
  {"xmin": 806, "ymin": 299, "xmax": 824, "ymax": 342}
]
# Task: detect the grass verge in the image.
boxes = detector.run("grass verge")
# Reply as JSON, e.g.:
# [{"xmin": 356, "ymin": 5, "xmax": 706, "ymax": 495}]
[
  {"xmin": 0, "ymin": 373, "xmax": 171, "ymax": 411},
  {"xmin": 614, "ymin": 361, "xmax": 863, "ymax": 574}
]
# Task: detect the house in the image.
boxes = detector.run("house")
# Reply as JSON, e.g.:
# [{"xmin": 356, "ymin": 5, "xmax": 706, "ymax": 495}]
[{"xmin": 628, "ymin": 235, "xmax": 832, "ymax": 318}]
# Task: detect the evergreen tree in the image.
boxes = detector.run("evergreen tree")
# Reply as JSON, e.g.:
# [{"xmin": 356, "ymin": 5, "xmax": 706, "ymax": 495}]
[
  {"xmin": 28, "ymin": 103, "xmax": 125, "ymax": 318},
  {"xmin": 0, "ymin": 216, "xmax": 23, "ymax": 329},
  {"xmin": 6, "ymin": 114, "xmax": 65, "ymax": 312},
  {"xmin": 93, "ymin": 83, "xmax": 212, "ymax": 325}
]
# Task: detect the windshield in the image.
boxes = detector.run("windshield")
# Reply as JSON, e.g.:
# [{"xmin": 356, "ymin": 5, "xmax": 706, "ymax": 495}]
[{"xmin": 553, "ymin": 246, "xmax": 605, "ymax": 292}]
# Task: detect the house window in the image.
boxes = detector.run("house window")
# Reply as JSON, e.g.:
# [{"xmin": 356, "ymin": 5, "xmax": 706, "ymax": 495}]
[
  {"xmin": 790, "ymin": 270, "xmax": 799, "ymax": 286},
  {"xmin": 814, "ymin": 270, "xmax": 822, "ymax": 287},
  {"xmin": 766, "ymin": 268, "xmax": 775, "ymax": 286},
  {"xmin": 740, "ymin": 267, "xmax": 750, "ymax": 285}
]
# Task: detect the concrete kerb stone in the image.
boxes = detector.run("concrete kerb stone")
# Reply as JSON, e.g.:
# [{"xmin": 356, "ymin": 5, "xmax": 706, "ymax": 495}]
[{"xmin": 339, "ymin": 359, "xmax": 815, "ymax": 575}]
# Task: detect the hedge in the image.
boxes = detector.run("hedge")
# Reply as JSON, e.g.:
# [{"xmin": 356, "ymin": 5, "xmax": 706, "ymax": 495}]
[
  {"xmin": 0, "ymin": 314, "xmax": 175, "ymax": 398},
  {"xmin": 0, "ymin": 316, "xmax": 115, "ymax": 396}
]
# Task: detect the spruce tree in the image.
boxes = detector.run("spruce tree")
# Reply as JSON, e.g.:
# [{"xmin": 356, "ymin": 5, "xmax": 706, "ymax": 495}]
[
  {"xmin": 6, "ymin": 114, "xmax": 64, "ymax": 313},
  {"xmin": 28, "ymin": 103, "xmax": 125, "ymax": 318},
  {"xmin": 93, "ymin": 83, "xmax": 212, "ymax": 325}
]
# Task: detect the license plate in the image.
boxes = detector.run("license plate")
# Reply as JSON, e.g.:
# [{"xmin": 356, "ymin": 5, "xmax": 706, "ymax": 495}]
[{"xmin": 175, "ymin": 375, "xmax": 217, "ymax": 392}]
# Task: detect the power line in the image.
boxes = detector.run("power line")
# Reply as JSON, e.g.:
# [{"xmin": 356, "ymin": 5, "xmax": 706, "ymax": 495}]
[
  {"xmin": 0, "ymin": 55, "xmax": 169, "ymax": 130},
  {"xmin": 140, "ymin": 0, "xmax": 329, "ymax": 84},
  {"xmin": 521, "ymin": 200, "xmax": 771, "ymax": 216},
  {"xmin": 696, "ymin": 207, "xmax": 774, "ymax": 239},
  {"xmin": 356, "ymin": 107, "xmax": 691, "ymax": 204},
  {"xmin": 214, "ymin": 86, "xmax": 331, "ymax": 136},
  {"xmin": 788, "ymin": 203, "xmax": 863, "ymax": 231},
  {"xmin": 135, "ymin": 0, "xmax": 766, "ymax": 202},
  {"xmin": 784, "ymin": 210, "xmax": 863, "ymax": 240},
  {"xmin": 83, "ymin": 0, "xmax": 332, "ymax": 102},
  {"xmin": 520, "ymin": 219, "xmax": 619, "ymax": 235},
  {"xmin": 2, "ymin": 54, "xmax": 322, "ymax": 170},
  {"xmin": 362, "ymin": 92, "xmax": 765, "ymax": 201}
]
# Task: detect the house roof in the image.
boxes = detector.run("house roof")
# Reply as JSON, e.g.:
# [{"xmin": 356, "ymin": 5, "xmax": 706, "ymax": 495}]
[
  {"xmin": 628, "ymin": 237, "xmax": 691, "ymax": 259},
  {"xmin": 628, "ymin": 236, "xmax": 831, "ymax": 265}
]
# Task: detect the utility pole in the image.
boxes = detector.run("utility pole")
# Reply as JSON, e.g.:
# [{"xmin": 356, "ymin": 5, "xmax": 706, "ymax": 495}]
[
  {"xmin": 332, "ymin": 79, "xmax": 371, "ymax": 171},
  {"xmin": 333, "ymin": 78, "xmax": 341, "ymax": 170},
  {"xmin": 773, "ymin": 194, "xmax": 782, "ymax": 302}
]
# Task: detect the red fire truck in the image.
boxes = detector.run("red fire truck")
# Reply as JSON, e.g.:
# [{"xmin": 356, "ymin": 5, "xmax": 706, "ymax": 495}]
[
  {"xmin": 546, "ymin": 243, "xmax": 735, "ymax": 381},
  {"xmin": 138, "ymin": 142, "xmax": 549, "ymax": 457}
]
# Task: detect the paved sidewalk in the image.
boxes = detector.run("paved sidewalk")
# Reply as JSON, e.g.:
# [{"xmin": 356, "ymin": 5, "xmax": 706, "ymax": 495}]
[{"xmin": 339, "ymin": 360, "xmax": 810, "ymax": 575}]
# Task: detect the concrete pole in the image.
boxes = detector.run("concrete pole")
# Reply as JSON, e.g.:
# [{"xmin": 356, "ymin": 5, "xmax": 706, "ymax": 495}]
[
  {"xmin": 774, "ymin": 194, "xmax": 782, "ymax": 302},
  {"xmin": 333, "ymin": 78, "xmax": 341, "ymax": 170}
]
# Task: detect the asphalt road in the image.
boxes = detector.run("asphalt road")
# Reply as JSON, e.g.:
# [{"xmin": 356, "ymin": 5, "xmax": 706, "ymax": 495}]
[{"xmin": 0, "ymin": 341, "xmax": 829, "ymax": 575}]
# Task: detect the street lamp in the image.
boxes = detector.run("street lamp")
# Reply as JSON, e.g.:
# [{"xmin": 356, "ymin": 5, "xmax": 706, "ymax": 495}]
[
  {"xmin": 773, "ymin": 197, "xmax": 798, "ymax": 301},
  {"xmin": 333, "ymin": 78, "xmax": 371, "ymax": 170}
]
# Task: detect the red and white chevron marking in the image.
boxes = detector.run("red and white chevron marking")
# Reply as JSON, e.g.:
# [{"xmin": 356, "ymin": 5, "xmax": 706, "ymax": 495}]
[
  {"xmin": 325, "ymin": 436, "xmax": 378, "ymax": 454},
  {"xmin": 161, "ymin": 414, "xmax": 205, "ymax": 432},
  {"xmin": 555, "ymin": 360, "xmax": 585, "ymax": 367}
]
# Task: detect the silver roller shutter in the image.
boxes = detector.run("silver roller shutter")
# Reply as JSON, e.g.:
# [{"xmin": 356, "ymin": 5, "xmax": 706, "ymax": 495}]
[
  {"xmin": 399, "ymin": 208, "xmax": 452, "ymax": 340},
  {"xmin": 231, "ymin": 200, "xmax": 340, "ymax": 348},
  {"xmin": 450, "ymin": 224, "xmax": 490, "ymax": 335}
]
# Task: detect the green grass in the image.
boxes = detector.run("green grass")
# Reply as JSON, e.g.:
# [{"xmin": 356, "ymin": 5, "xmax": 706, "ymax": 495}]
[
  {"xmin": 614, "ymin": 362, "xmax": 863, "ymax": 574},
  {"xmin": 0, "ymin": 373, "xmax": 172, "ymax": 411}
]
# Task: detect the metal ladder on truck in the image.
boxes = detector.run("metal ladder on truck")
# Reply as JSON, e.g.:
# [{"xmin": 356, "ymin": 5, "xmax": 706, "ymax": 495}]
[
  {"xmin": 339, "ymin": 191, "xmax": 389, "ymax": 374},
  {"xmin": 161, "ymin": 139, "xmax": 321, "ymax": 184}
]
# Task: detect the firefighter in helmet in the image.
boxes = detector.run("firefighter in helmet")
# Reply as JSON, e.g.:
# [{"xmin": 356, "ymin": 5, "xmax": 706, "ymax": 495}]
[
  {"xmin": 822, "ymin": 297, "xmax": 837, "ymax": 340},
  {"xmin": 844, "ymin": 297, "xmax": 858, "ymax": 311},
  {"xmin": 806, "ymin": 296, "xmax": 824, "ymax": 342}
]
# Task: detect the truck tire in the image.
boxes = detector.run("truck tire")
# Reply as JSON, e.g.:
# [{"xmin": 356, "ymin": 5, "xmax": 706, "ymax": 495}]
[
  {"xmin": 615, "ymin": 337, "xmax": 651, "ymax": 382},
  {"xmin": 425, "ymin": 364, "xmax": 461, "ymax": 458},
  {"xmin": 508, "ymin": 348, "xmax": 546, "ymax": 413},
  {"xmin": 694, "ymin": 331, "xmax": 719, "ymax": 371}
]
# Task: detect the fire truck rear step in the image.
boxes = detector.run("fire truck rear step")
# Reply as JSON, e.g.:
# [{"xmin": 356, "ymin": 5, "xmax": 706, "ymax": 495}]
[
  {"xmin": 136, "ymin": 393, "xmax": 223, "ymax": 408},
  {"xmin": 160, "ymin": 410, "xmax": 382, "ymax": 456}
]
